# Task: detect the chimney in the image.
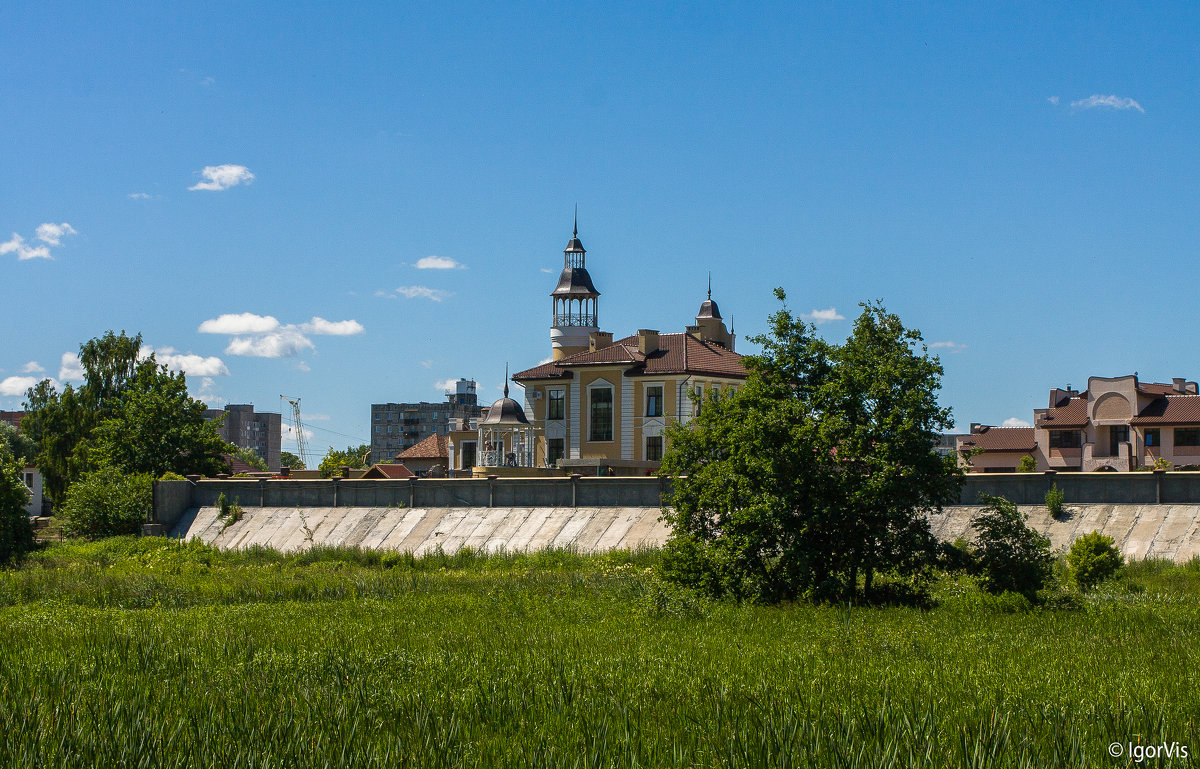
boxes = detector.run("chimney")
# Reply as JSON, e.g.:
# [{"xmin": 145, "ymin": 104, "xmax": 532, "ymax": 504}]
[
  {"xmin": 637, "ymin": 329, "xmax": 659, "ymax": 354},
  {"xmin": 588, "ymin": 330, "xmax": 613, "ymax": 352},
  {"xmin": 1174, "ymin": 378, "xmax": 1187, "ymax": 393}
]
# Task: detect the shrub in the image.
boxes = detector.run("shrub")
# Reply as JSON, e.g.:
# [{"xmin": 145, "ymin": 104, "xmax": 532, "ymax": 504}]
[
  {"xmin": 1067, "ymin": 531, "xmax": 1123, "ymax": 591},
  {"xmin": 0, "ymin": 444, "xmax": 35, "ymax": 565},
  {"xmin": 1017, "ymin": 455, "xmax": 1037, "ymax": 473},
  {"xmin": 972, "ymin": 494, "xmax": 1054, "ymax": 601},
  {"xmin": 936, "ymin": 538, "xmax": 977, "ymax": 574},
  {"xmin": 60, "ymin": 467, "xmax": 152, "ymax": 539},
  {"xmin": 1045, "ymin": 483, "xmax": 1065, "ymax": 518}
]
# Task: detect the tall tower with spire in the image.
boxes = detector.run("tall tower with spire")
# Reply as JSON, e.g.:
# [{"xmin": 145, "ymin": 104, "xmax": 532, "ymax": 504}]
[{"xmin": 549, "ymin": 212, "xmax": 602, "ymax": 360}]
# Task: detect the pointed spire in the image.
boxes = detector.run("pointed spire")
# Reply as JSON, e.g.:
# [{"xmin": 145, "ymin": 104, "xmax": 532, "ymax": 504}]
[
  {"xmin": 573, "ymin": 204, "xmax": 578, "ymax": 237},
  {"xmin": 503, "ymin": 362, "xmax": 509, "ymax": 398},
  {"xmin": 707, "ymin": 272, "xmax": 712, "ymax": 300}
]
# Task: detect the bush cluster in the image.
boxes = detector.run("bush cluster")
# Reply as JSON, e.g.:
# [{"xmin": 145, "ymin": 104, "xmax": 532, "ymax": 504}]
[{"xmin": 60, "ymin": 467, "xmax": 151, "ymax": 540}]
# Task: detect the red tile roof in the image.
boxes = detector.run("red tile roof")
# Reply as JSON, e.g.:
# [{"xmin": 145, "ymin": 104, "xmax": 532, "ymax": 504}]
[
  {"xmin": 1132, "ymin": 395, "xmax": 1200, "ymax": 425},
  {"xmin": 513, "ymin": 333, "xmax": 746, "ymax": 382},
  {"xmin": 957, "ymin": 427, "xmax": 1036, "ymax": 452},
  {"xmin": 360, "ymin": 463, "xmax": 416, "ymax": 479},
  {"xmin": 1037, "ymin": 397, "xmax": 1087, "ymax": 428},
  {"xmin": 220, "ymin": 454, "xmax": 258, "ymax": 475},
  {"xmin": 397, "ymin": 434, "xmax": 448, "ymax": 460}
]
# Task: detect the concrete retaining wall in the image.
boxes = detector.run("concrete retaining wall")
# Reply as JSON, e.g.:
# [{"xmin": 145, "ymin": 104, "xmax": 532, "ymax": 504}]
[
  {"xmin": 172, "ymin": 502, "xmax": 1200, "ymax": 562},
  {"xmin": 156, "ymin": 473, "xmax": 1200, "ymax": 525},
  {"xmin": 173, "ymin": 506, "xmax": 671, "ymax": 555}
]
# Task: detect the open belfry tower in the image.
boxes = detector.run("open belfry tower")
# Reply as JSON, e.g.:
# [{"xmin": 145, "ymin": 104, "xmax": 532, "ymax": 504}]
[{"xmin": 549, "ymin": 213, "xmax": 602, "ymax": 360}]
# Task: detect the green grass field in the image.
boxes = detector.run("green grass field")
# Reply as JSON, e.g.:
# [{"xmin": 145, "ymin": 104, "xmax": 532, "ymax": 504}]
[{"xmin": 1, "ymin": 538, "xmax": 1197, "ymax": 768}]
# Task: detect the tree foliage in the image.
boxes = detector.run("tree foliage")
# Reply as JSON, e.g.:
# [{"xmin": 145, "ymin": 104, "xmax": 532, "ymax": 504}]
[
  {"xmin": 224, "ymin": 443, "xmax": 268, "ymax": 472},
  {"xmin": 0, "ymin": 443, "xmax": 35, "ymax": 565},
  {"xmin": 1067, "ymin": 531, "xmax": 1123, "ymax": 591},
  {"xmin": 971, "ymin": 494, "xmax": 1053, "ymax": 600},
  {"xmin": 660, "ymin": 291, "xmax": 962, "ymax": 603},
  {"xmin": 280, "ymin": 452, "xmax": 305, "ymax": 471},
  {"xmin": 21, "ymin": 330, "xmax": 226, "ymax": 504},
  {"xmin": 0, "ymin": 422, "xmax": 38, "ymax": 465},
  {"xmin": 318, "ymin": 445, "xmax": 372, "ymax": 478},
  {"xmin": 60, "ymin": 467, "xmax": 152, "ymax": 540}
]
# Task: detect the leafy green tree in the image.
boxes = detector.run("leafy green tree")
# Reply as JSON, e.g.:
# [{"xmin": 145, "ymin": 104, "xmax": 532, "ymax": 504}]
[
  {"xmin": 1067, "ymin": 531, "xmax": 1123, "ymax": 591},
  {"xmin": 0, "ymin": 422, "xmax": 38, "ymax": 464},
  {"xmin": 22, "ymin": 331, "xmax": 226, "ymax": 502},
  {"xmin": 225, "ymin": 443, "xmax": 268, "ymax": 472},
  {"xmin": 318, "ymin": 444, "xmax": 372, "ymax": 478},
  {"xmin": 660, "ymin": 291, "xmax": 961, "ymax": 603},
  {"xmin": 87, "ymin": 358, "xmax": 228, "ymax": 479},
  {"xmin": 0, "ymin": 444, "xmax": 36, "ymax": 564},
  {"xmin": 60, "ymin": 466, "xmax": 152, "ymax": 539},
  {"xmin": 971, "ymin": 494, "xmax": 1053, "ymax": 600},
  {"xmin": 1017, "ymin": 455, "xmax": 1038, "ymax": 473},
  {"xmin": 280, "ymin": 451, "xmax": 305, "ymax": 471},
  {"xmin": 21, "ymin": 380, "xmax": 90, "ymax": 505}
]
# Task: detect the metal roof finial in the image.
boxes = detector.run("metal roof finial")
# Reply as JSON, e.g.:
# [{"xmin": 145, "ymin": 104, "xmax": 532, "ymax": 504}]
[
  {"xmin": 707, "ymin": 272, "xmax": 711, "ymax": 300},
  {"xmin": 503, "ymin": 362, "xmax": 509, "ymax": 398},
  {"xmin": 573, "ymin": 204, "xmax": 578, "ymax": 237}
]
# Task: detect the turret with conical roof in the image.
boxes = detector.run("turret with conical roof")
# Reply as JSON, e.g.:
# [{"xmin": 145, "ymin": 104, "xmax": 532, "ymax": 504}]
[
  {"xmin": 550, "ymin": 211, "xmax": 603, "ymax": 360},
  {"xmin": 687, "ymin": 274, "xmax": 735, "ymax": 350}
]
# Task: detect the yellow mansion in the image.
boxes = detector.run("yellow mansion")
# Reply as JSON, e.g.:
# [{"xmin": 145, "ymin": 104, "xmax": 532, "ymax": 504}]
[{"xmin": 499, "ymin": 221, "xmax": 748, "ymax": 475}]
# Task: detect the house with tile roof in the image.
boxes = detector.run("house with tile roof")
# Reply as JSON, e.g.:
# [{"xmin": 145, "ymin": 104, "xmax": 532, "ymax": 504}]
[
  {"xmin": 504, "ymin": 221, "xmax": 747, "ymax": 475},
  {"xmin": 959, "ymin": 374, "xmax": 1200, "ymax": 472},
  {"xmin": 395, "ymin": 433, "xmax": 449, "ymax": 477}
]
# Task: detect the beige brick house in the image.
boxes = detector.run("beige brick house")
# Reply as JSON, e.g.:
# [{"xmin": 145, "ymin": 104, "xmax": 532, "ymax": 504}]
[{"xmin": 960, "ymin": 374, "xmax": 1200, "ymax": 472}]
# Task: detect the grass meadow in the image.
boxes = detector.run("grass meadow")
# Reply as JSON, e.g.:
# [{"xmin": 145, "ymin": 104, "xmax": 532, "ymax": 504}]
[{"xmin": 1, "ymin": 538, "xmax": 1198, "ymax": 768}]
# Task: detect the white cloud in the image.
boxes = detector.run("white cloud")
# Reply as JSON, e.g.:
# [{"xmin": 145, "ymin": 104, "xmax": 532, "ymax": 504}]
[
  {"xmin": 306, "ymin": 413, "xmax": 331, "ymax": 421},
  {"xmin": 433, "ymin": 378, "xmax": 458, "ymax": 392},
  {"xmin": 35, "ymin": 222, "xmax": 76, "ymax": 246},
  {"xmin": 802, "ymin": 307, "xmax": 845, "ymax": 324},
  {"xmin": 0, "ymin": 376, "xmax": 43, "ymax": 397},
  {"xmin": 388, "ymin": 285, "xmax": 452, "ymax": 301},
  {"xmin": 1, "ymin": 233, "xmax": 52, "ymax": 261},
  {"xmin": 200, "ymin": 312, "xmax": 363, "ymax": 358},
  {"xmin": 1047, "ymin": 96, "xmax": 1060, "ymax": 106},
  {"xmin": 295, "ymin": 361, "xmax": 311, "ymax": 372},
  {"xmin": 199, "ymin": 313, "xmax": 281, "ymax": 335},
  {"xmin": 128, "ymin": 192, "xmax": 153, "ymax": 200},
  {"xmin": 540, "ymin": 267, "xmax": 554, "ymax": 274},
  {"xmin": 282, "ymin": 423, "xmax": 316, "ymax": 447},
  {"xmin": 1070, "ymin": 94, "xmax": 1145, "ymax": 113},
  {"xmin": 420, "ymin": 360, "xmax": 434, "ymax": 369},
  {"xmin": 188, "ymin": 164, "xmax": 255, "ymax": 191},
  {"xmin": 153, "ymin": 350, "xmax": 231, "ymax": 377},
  {"xmin": 193, "ymin": 377, "xmax": 220, "ymax": 406},
  {"xmin": 59, "ymin": 353, "xmax": 85, "ymax": 381},
  {"xmin": 415, "ymin": 255, "xmax": 465, "ymax": 270},
  {"xmin": 1002, "ymin": 417, "xmax": 1032, "ymax": 428},
  {"xmin": 19, "ymin": 361, "xmax": 44, "ymax": 374},
  {"xmin": 301, "ymin": 317, "xmax": 364, "ymax": 336},
  {"xmin": 929, "ymin": 341, "xmax": 967, "ymax": 354},
  {"xmin": 225, "ymin": 329, "xmax": 316, "ymax": 358}
]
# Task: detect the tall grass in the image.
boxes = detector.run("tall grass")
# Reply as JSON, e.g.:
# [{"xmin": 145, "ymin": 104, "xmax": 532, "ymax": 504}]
[{"xmin": 1, "ymin": 538, "xmax": 1197, "ymax": 767}]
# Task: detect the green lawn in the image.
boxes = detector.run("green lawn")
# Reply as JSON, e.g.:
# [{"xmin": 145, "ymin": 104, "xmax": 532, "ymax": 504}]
[{"xmin": 1, "ymin": 538, "xmax": 1197, "ymax": 767}]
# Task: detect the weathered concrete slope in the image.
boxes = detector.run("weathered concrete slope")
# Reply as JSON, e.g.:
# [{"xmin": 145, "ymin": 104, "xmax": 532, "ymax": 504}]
[
  {"xmin": 929, "ymin": 504, "xmax": 1200, "ymax": 562},
  {"xmin": 172, "ymin": 506, "xmax": 673, "ymax": 555},
  {"xmin": 173, "ymin": 504, "xmax": 1200, "ymax": 561}
]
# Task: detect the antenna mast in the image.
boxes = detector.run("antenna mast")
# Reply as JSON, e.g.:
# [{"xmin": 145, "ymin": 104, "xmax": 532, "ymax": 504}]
[{"xmin": 280, "ymin": 394, "xmax": 310, "ymax": 467}]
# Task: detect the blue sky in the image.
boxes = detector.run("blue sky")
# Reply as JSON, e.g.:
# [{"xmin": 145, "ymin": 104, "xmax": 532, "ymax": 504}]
[{"xmin": 3, "ymin": 1, "xmax": 1198, "ymax": 455}]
